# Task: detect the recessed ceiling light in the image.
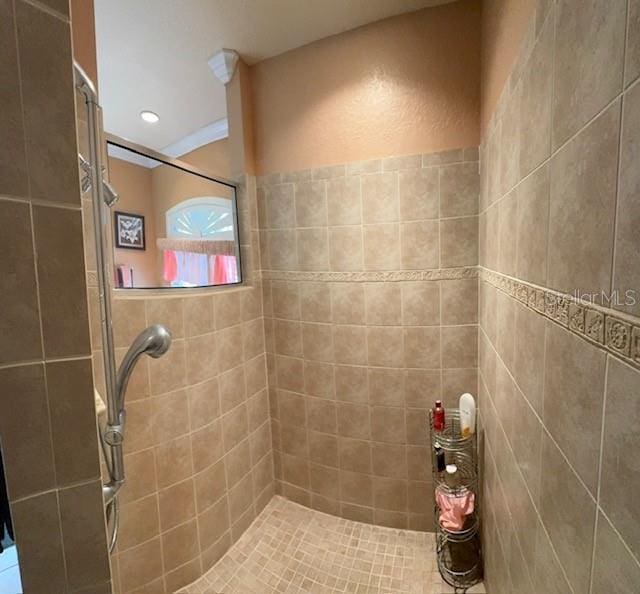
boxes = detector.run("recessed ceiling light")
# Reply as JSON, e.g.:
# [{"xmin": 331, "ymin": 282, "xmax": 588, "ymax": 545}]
[{"xmin": 140, "ymin": 110, "xmax": 159, "ymax": 123}]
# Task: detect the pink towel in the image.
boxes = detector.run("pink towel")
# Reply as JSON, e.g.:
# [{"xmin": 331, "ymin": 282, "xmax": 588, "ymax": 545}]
[
  {"xmin": 436, "ymin": 487, "xmax": 475, "ymax": 531},
  {"xmin": 163, "ymin": 250, "xmax": 178, "ymax": 282}
]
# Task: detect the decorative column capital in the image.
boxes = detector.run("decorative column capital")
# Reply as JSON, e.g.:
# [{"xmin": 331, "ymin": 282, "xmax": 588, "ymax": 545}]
[{"xmin": 208, "ymin": 48, "xmax": 240, "ymax": 85}]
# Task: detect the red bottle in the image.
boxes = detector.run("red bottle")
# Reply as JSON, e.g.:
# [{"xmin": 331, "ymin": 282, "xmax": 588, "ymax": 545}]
[{"xmin": 433, "ymin": 400, "xmax": 445, "ymax": 432}]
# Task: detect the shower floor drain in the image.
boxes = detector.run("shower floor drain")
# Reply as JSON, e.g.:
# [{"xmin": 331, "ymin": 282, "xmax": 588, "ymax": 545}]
[{"xmin": 178, "ymin": 495, "xmax": 486, "ymax": 594}]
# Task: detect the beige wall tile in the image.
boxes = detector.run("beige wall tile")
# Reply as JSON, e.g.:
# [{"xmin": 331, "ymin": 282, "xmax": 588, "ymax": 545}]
[
  {"xmin": 120, "ymin": 449, "xmax": 158, "ymax": 506},
  {"xmin": 519, "ymin": 12, "xmax": 553, "ymax": 177},
  {"xmin": 333, "ymin": 326, "xmax": 367, "ymax": 365},
  {"xmin": 363, "ymin": 223, "xmax": 400, "ymax": 270},
  {"xmin": 365, "ymin": 282, "xmax": 401, "ymax": 325},
  {"xmin": 591, "ymin": 511, "xmax": 640, "ymax": 594},
  {"xmin": 400, "ymin": 220, "xmax": 439, "ymax": 270},
  {"xmin": 274, "ymin": 319, "xmax": 302, "ymax": 357},
  {"xmin": 0, "ymin": 364, "xmax": 55, "ymax": 499},
  {"xmin": 46, "ymin": 359, "xmax": 100, "ymax": 486},
  {"xmin": 187, "ymin": 378, "xmax": 220, "ymax": 430},
  {"xmin": 600, "ymin": 357, "xmax": 640, "ymax": 560},
  {"xmin": 220, "ymin": 405, "xmax": 249, "ymax": 454},
  {"xmin": 515, "ymin": 163, "xmax": 549, "ymax": 286},
  {"xmin": 331, "ymin": 283, "xmax": 365, "ymax": 325},
  {"xmin": 308, "ymin": 431, "xmax": 338, "ymax": 468},
  {"xmin": 539, "ymin": 433, "xmax": 596, "ymax": 594},
  {"xmin": 11, "ymin": 491, "xmax": 66, "ymax": 592},
  {"xmin": 398, "ymin": 168, "xmax": 439, "ymax": 221},
  {"xmin": 440, "ymin": 279, "xmax": 477, "ymax": 325},
  {"xmin": 612, "ymin": 82, "xmax": 640, "ymax": 317},
  {"xmin": 327, "ymin": 176, "xmax": 361, "ymax": 226},
  {"xmin": 334, "ymin": 365, "xmax": 367, "ymax": 403},
  {"xmin": 301, "ymin": 322, "xmax": 333, "ymax": 362},
  {"xmin": 197, "ymin": 496, "xmax": 229, "ymax": 550},
  {"xmin": 151, "ymin": 389, "xmax": 190, "ymax": 445},
  {"xmin": 372, "ymin": 443, "xmax": 407, "ymax": 478},
  {"xmin": 149, "ymin": 338, "xmax": 187, "ymax": 395},
  {"xmin": 156, "ymin": 434, "xmax": 194, "ymax": 488},
  {"xmin": 16, "ymin": 2, "xmax": 79, "ymax": 205},
  {"xmin": 264, "ymin": 184, "xmax": 294, "ymax": 229},
  {"xmin": 497, "ymin": 192, "xmax": 517, "ymax": 276},
  {"xmin": 513, "ymin": 301, "xmax": 545, "ymax": 416},
  {"xmin": 112, "ymin": 299, "xmax": 147, "ymax": 349},
  {"xmin": 184, "ymin": 295, "xmax": 214, "ymax": 336},
  {"xmin": 549, "ymin": 101, "xmax": 621, "ymax": 296},
  {"xmin": 440, "ymin": 216, "xmax": 478, "ymax": 267},
  {"xmin": 119, "ymin": 537, "xmax": 164, "ymax": 592},
  {"xmin": 403, "ymin": 327, "xmax": 440, "ymax": 369},
  {"xmin": 340, "ymin": 471, "xmax": 373, "ymax": 507},
  {"xmin": 299, "ymin": 282, "xmax": 331, "ymax": 322},
  {"xmin": 368, "ymin": 367, "xmax": 404, "ymax": 407},
  {"xmin": 194, "ymin": 460, "xmax": 226, "ymax": 513},
  {"xmin": 162, "ymin": 519, "xmax": 200, "ymax": 572},
  {"xmin": 362, "ymin": 172, "xmax": 399, "ymax": 223},
  {"xmin": 296, "ymin": 228, "xmax": 329, "ymax": 271},
  {"xmin": 441, "ymin": 325, "xmax": 477, "ymax": 369},
  {"xmin": 309, "ymin": 463, "xmax": 339, "ymax": 500},
  {"xmin": 158, "ymin": 478, "xmax": 196, "ymax": 531},
  {"xmin": 0, "ymin": 200, "xmax": 40, "ymax": 365},
  {"xmin": 552, "ymin": 0, "xmax": 626, "ymax": 147},
  {"xmin": 0, "ymin": 1, "xmax": 27, "ymax": 197},
  {"xmin": 58, "ymin": 481, "xmax": 111, "ymax": 591},
  {"xmin": 373, "ymin": 476, "xmax": 407, "ymax": 512},
  {"xmin": 367, "ymin": 326, "xmax": 404, "ymax": 367},
  {"xmin": 439, "ymin": 162, "xmax": 479, "ymax": 217},
  {"xmin": 370, "ymin": 406, "xmax": 406, "ymax": 444},
  {"xmin": 306, "ymin": 398, "xmax": 337, "ymax": 434},
  {"xmin": 339, "ymin": 437, "xmax": 371, "ymax": 474},
  {"xmin": 118, "ymin": 495, "xmax": 160, "ymax": 551},
  {"xmin": 216, "ymin": 326, "xmax": 243, "ymax": 374},
  {"xmin": 626, "ymin": 0, "xmax": 640, "ymax": 85},
  {"xmin": 295, "ymin": 180, "xmax": 327, "ymax": 227},
  {"xmin": 406, "ymin": 369, "xmax": 441, "ymax": 408},
  {"xmin": 337, "ymin": 402, "xmax": 370, "ymax": 440},
  {"xmin": 543, "ymin": 320, "xmax": 607, "ymax": 495},
  {"xmin": 328, "ymin": 226, "xmax": 364, "ymax": 271},
  {"xmin": 267, "ymin": 229, "xmax": 297, "ymax": 270},
  {"xmin": 33, "ymin": 206, "xmax": 90, "ymax": 358},
  {"xmin": 401, "ymin": 281, "xmax": 440, "ymax": 326}
]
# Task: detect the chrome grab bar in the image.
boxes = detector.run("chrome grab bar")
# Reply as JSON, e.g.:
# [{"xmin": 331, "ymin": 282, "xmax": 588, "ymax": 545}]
[{"xmin": 74, "ymin": 62, "xmax": 171, "ymax": 551}]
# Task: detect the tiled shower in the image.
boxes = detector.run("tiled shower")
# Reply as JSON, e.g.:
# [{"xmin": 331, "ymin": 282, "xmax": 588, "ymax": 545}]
[{"xmin": 0, "ymin": 0, "xmax": 639, "ymax": 593}]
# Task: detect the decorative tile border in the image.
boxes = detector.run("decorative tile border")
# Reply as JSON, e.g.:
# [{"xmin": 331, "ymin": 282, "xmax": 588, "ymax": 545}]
[
  {"xmin": 481, "ymin": 268, "xmax": 640, "ymax": 370},
  {"xmin": 259, "ymin": 266, "xmax": 478, "ymax": 283}
]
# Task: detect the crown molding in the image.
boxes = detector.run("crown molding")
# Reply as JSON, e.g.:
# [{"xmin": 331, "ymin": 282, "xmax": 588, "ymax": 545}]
[
  {"xmin": 161, "ymin": 117, "xmax": 229, "ymax": 159},
  {"xmin": 208, "ymin": 48, "xmax": 239, "ymax": 85},
  {"xmin": 107, "ymin": 118, "xmax": 229, "ymax": 169}
]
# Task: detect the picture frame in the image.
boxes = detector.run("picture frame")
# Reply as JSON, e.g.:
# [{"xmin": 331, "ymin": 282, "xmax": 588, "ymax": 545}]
[{"xmin": 114, "ymin": 211, "xmax": 145, "ymax": 250}]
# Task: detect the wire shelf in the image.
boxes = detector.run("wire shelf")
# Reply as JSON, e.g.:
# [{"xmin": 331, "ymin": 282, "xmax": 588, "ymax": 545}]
[
  {"xmin": 434, "ymin": 509, "xmax": 479, "ymax": 543},
  {"xmin": 436, "ymin": 531, "xmax": 483, "ymax": 593},
  {"xmin": 431, "ymin": 450, "xmax": 479, "ymax": 494},
  {"xmin": 430, "ymin": 408, "xmax": 475, "ymax": 452}
]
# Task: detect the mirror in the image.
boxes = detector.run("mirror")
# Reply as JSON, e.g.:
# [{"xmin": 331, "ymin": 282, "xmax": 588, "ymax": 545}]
[
  {"xmin": 106, "ymin": 140, "xmax": 241, "ymax": 289},
  {"xmin": 0, "ymin": 445, "xmax": 21, "ymax": 593}
]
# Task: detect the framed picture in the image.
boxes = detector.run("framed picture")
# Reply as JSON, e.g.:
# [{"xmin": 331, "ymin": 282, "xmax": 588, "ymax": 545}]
[{"xmin": 114, "ymin": 211, "xmax": 145, "ymax": 250}]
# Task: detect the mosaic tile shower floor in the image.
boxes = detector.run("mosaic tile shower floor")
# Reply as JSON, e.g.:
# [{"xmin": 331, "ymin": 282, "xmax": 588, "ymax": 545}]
[{"xmin": 179, "ymin": 496, "xmax": 486, "ymax": 594}]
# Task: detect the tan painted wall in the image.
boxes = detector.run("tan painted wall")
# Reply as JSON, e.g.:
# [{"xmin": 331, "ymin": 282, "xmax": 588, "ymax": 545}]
[
  {"xmin": 480, "ymin": 0, "xmax": 536, "ymax": 131},
  {"xmin": 250, "ymin": 0, "xmax": 481, "ymax": 174},
  {"xmin": 70, "ymin": 0, "xmax": 98, "ymax": 86},
  {"xmin": 180, "ymin": 137, "xmax": 231, "ymax": 178},
  {"xmin": 109, "ymin": 156, "xmax": 160, "ymax": 287}
]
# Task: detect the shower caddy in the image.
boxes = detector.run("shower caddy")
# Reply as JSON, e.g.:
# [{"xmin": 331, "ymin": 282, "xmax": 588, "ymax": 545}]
[{"xmin": 430, "ymin": 408, "xmax": 483, "ymax": 593}]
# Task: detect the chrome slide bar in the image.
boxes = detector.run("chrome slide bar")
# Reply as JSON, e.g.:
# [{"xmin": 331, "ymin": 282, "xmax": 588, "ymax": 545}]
[{"xmin": 74, "ymin": 62, "xmax": 171, "ymax": 551}]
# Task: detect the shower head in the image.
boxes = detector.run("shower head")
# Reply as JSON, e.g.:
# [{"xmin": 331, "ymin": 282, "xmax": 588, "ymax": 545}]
[
  {"xmin": 116, "ymin": 325, "xmax": 171, "ymax": 410},
  {"xmin": 78, "ymin": 153, "xmax": 119, "ymax": 206}
]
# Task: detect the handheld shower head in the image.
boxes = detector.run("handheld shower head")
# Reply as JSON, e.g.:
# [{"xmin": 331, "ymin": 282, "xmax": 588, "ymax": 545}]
[{"xmin": 116, "ymin": 325, "xmax": 171, "ymax": 410}]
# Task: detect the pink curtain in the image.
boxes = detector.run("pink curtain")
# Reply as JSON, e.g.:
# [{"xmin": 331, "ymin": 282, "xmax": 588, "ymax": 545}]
[
  {"xmin": 209, "ymin": 255, "xmax": 238, "ymax": 285},
  {"xmin": 163, "ymin": 250, "xmax": 178, "ymax": 283}
]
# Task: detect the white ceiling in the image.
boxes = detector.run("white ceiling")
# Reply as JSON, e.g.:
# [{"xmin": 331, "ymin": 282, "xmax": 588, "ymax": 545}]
[{"xmin": 95, "ymin": 0, "xmax": 455, "ymax": 152}]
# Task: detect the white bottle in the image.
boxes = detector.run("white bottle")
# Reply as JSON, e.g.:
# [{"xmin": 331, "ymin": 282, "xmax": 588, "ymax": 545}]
[{"xmin": 459, "ymin": 393, "xmax": 476, "ymax": 438}]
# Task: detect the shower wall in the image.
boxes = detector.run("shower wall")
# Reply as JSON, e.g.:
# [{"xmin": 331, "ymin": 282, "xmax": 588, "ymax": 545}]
[
  {"xmin": 479, "ymin": 0, "xmax": 640, "ymax": 592},
  {"xmin": 83, "ymin": 168, "xmax": 272, "ymax": 593},
  {"xmin": 0, "ymin": 0, "xmax": 110, "ymax": 592},
  {"xmin": 259, "ymin": 151, "xmax": 479, "ymax": 529}
]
